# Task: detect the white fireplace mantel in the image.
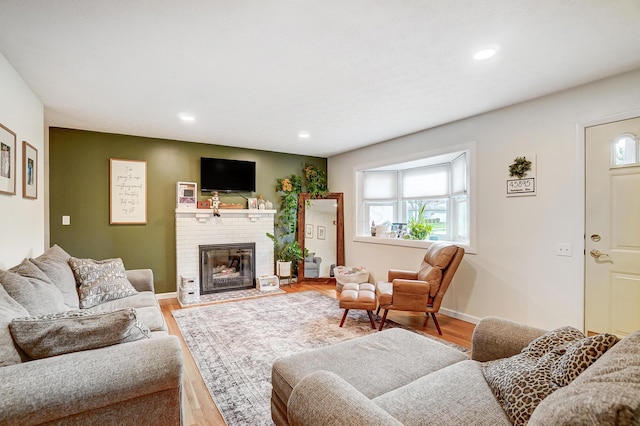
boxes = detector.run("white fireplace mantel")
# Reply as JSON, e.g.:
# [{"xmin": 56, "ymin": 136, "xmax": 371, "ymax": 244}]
[
  {"xmin": 175, "ymin": 208, "xmax": 276, "ymax": 223},
  {"xmin": 175, "ymin": 208, "xmax": 276, "ymax": 292}
]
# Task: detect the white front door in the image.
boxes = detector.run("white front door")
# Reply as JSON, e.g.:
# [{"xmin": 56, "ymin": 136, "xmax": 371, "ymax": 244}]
[{"xmin": 585, "ymin": 116, "xmax": 640, "ymax": 337}]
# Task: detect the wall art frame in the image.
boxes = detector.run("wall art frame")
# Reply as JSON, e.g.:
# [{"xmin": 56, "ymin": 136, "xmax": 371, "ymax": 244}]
[
  {"xmin": 305, "ymin": 223, "xmax": 314, "ymax": 239},
  {"xmin": 0, "ymin": 122, "xmax": 16, "ymax": 196},
  {"xmin": 317, "ymin": 225, "xmax": 326, "ymax": 240},
  {"xmin": 110, "ymin": 158, "xmax": 147, "ymax": 224},
  {"xmin": 22, "ymin": 141, "xmax": 37, "ymax": 199}
]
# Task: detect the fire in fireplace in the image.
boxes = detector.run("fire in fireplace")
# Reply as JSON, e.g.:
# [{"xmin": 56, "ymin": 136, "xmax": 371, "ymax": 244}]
[{"xmin": 199, "ymin": 243, "xmax": 256, "ymax": 294}]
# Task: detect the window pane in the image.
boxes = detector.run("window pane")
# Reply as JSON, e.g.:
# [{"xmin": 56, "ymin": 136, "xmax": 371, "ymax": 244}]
[
  {"xmin": 363, "ymin": 171, "xmax": 397, "ymax": 199},
  {"xmin": 402, "ymin": 165, "xmax": 449, "ymax": 198},
  {"xmin": 368, "ymin": 205, "xmax": 394, "ymax": 226},
  {"xmin": 451, "ymin": 153, "xmax": 467, "ymax": 194},
  {"xmin": 406, "ymin": 200, "xmax": 447, "ymax": 236},
  {"xmin": 612, "ymin": 134, "xmax": 637, "ymax": 166},
  {"xmin": 455, "ymin": 198, "xmax": 468, "ymax": 242}
]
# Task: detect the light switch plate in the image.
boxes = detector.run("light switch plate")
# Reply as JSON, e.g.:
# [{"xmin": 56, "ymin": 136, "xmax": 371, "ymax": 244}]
[{"xmin": 62, "ymin": 215, "xmax": 70, "ymax": 225}]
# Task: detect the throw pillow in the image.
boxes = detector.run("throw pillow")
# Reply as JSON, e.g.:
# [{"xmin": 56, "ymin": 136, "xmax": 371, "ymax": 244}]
[
  {"xmin": 529, "ymin": 330, "xmax": 640, "ymax": 425},
  {"xmin": 0, "ymin": 284, "xmax": 30, "ymax": 366},
  {"xmin": 482, "ymin": 326, "xmax": 618, "ymax": 425},
  {"xmin": 69, "ymin": 257, "xmax": 137, "ymax": 309},
  {"xmin": 1, "ymin": 259, "xmax": 69, "ymax": 316},
  {"xmin": 30, "ymin": 244, "xmax": 80, "ymax": 309},
  {"xmin": 9, "ymin": 307, "xmax": 151, "ymax": 360}
]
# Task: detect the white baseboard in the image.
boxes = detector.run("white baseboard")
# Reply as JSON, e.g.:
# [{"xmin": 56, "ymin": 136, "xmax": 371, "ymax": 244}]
[
  {"xmin": 440, "ymin": 307, "xmax": 481, "ymax": 325},
  {"xmin": 156, "ymin": 292, "xmax": 177, "ymax": 300}
]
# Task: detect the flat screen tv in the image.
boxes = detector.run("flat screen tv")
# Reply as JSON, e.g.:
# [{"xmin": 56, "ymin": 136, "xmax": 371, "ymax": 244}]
[{"xmin": 200, "ymin": 157, "xmax": 256, "ymax": 193}]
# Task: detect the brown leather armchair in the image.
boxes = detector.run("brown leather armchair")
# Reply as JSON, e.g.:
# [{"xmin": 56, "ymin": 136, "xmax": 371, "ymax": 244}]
[{"xmin": 375, "ymin": 242, "xmax": 464, "ymax": 334}]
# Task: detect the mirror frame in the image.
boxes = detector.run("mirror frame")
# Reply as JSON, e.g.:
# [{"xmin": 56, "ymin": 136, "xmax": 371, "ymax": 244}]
[{"xmin": 297, "ymin": 192, "xmax": 344, "ymax": 281}]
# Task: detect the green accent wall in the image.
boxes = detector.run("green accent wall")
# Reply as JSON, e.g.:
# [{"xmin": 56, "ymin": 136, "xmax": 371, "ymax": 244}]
[{"xmin": 49, "ymin": 128, "xmax": 326, "ymax": 294}]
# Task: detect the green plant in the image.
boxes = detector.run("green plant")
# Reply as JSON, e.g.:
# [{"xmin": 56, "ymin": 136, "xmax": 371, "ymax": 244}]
[
  {"xmin": 509, "ymin": 156, "xmax": 532, "ymax": 179},
  {"xmin": 267, "ymin": 173, "xmax": 304, "ymax": 275},
  {"xmin": 408, "ymin": 204, "xmax": 433, "ymax": 240},
  {"xmin": 304, "ymin": 164, "xmax": 328, "ymax": 199},
  {"xmin": 266, "ymin": 233, "xmax": 305, "ymax": 263},
  {"xmin": 274, "ymin": 174, "xmax": 303, "ymax": 236}
]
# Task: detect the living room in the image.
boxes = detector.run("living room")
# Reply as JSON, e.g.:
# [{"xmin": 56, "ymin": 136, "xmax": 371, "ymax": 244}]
[{"xmin": 1, "ymin": 2, "xmax": 640, "ymax": 425}]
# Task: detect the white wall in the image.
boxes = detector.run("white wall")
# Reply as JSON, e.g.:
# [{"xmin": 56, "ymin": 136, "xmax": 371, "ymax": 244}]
[
  {"xmin": 0, "ymin": 53, "xmax": 44, "ymax": 268},
  {"xmin": 329, "ymin": 69, "xmax": 640, "ymax": 331}
]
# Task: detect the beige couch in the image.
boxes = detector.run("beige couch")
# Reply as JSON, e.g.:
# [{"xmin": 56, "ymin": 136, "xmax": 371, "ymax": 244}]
[
  {"xmin": 272, "ymin": 317, "xmax": 640, "ymax": 425},
  {"xmin": 0, "ymin": 245, "xmax": 183, "ymax": 425}
]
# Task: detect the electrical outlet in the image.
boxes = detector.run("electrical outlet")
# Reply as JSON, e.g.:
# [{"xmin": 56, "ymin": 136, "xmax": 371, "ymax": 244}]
[{"xmin": 556, "ymin": 243, "xmax": 572, "ymax": 257}]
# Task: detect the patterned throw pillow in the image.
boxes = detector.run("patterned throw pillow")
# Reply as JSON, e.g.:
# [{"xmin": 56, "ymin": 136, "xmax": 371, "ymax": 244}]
[
  {"xmin": 69, "ymin": 257, "xmax": 137, "ymax": 309},
  {"xmin": 9, "ymin": 308, "xmax": 150, "ymax": 360},
  {"xmin": 482, "ymin": 326, "xmax": 618, "ymax": 425}
]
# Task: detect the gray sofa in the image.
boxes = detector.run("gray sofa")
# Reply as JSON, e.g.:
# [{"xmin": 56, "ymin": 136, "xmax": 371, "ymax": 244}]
[
  {"xmin": 272, "ymin": 317, "xmax": 640, "ymax": 425},
  {"xmin": 0, "ymin": 245, "xmax": 183, "ymax": 425}
]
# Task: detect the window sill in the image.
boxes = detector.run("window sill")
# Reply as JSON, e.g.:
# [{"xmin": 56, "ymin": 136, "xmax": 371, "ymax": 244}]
[{"xmin": 353, "ymin": 235, "xmax": 476, "ymax": 254}]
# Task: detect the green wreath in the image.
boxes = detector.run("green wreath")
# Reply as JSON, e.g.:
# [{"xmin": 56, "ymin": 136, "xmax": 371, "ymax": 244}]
[{"xmin": 509, "ymin": 156, "xmax": 532, "ymax": 179}]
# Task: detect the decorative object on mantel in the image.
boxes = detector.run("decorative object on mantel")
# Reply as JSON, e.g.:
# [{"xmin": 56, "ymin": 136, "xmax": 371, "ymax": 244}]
[
  {"xmin": 219, "ymin": 203, "xmax": 244, "ymax": 209},
  {"xmin": 176, "ymin": 181, "xmax": 197, "ymax": 209},
  {"xmin": 247, "ymin": 197, "xmax": 258, "ymax": 210},
  {"xmin": 0, "ymin": 122, "xmax": 16, "ymax": 196},
  {"xmin": 210, "ymin": 191, "xmax": 220, "ymax": 216},
  {"xmin": 197, "ymin": 200, "xmax": 211, "ymax": 209},
  {"xmin": 507, "ymin": 154, "xmax": 537, "ymax": 197}
]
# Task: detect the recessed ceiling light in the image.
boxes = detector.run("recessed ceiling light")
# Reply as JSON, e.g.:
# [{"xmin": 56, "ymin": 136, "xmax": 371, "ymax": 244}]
[
  {"xmin": 473, "ymin": 47, "xmax": 498, "ymax": 60},
  {"xmin": 298, "ymin": 131, "xmax": 310, "ymax": 139},
  {"xmin": 179, "ymin": 114, "xmax": 195, "ymax": 122}
]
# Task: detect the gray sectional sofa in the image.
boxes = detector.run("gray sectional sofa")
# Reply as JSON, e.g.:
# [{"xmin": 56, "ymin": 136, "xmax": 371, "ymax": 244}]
[
  {"xmin": 0, "ymin": 245, "xmax": 183, "ymax": 425},
  {"xmin": 272, "ymin": 317, "xmax": 640, "ymax": 425}
]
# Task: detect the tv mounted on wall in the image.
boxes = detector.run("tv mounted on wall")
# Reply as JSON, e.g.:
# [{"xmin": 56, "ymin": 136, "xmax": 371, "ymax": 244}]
[{"xmin": 200, "ymin": 157, "xmax": 256, "ymax": 193}]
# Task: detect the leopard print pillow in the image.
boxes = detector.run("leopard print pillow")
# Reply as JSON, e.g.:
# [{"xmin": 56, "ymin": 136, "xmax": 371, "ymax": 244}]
[{"xmin": 482, "ymin": 327, "xmax": 618, "ymax": 425}]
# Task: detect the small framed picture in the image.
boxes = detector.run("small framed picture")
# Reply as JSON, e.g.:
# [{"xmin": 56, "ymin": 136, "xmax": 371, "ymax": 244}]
[
  {"xmin": 0, "ymin": 122, "xmax": 16, "ymax": 196},
  {"xmin": 22, "ymin": 141, "xmax": 37, "ymax": 199},
  {"xmin": 176, "ymin": 181, "xmax": 197, "ymax": 208},
  {"xmin": 317, "ymin": 225, "xmax": 326, "ymax": 240},
  {"xmin": 247, "ymin": 197, "xmax": 258, "ymax": 209},
  {"xmin": 305, "ymin": 224, "xmax": 314, "ymax": 239}
]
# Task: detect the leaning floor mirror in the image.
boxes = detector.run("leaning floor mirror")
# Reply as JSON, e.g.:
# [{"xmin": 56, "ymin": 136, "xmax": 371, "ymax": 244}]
[{"xmin": 297, "ymin": 192, "xmax": 344, "ymax": 281}]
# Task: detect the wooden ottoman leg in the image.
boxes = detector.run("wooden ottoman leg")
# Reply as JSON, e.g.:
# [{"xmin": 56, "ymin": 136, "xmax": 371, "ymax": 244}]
[
  {"xmin": 366, "ymin": 310, "xmax": 376, "ymax": 329},
  {"xmin": 378, "ymin": 309, "xmax": 389, "ymax": 331},
  {"xmin": 339, "ymin": 309, "xmax": 349, "ymax": 327}
]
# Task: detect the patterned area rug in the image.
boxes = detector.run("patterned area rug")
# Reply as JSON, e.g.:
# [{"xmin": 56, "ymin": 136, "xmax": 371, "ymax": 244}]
[
  {"xmin": 180, "ymin": 287, "xmax": 285, "ymax": 307},
  {"xmin": 173, "ymin": 291, "xmax": 467, "ymax": 425}
]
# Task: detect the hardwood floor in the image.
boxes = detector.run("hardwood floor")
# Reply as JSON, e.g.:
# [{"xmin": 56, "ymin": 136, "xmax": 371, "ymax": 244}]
[{"xmin": 160, "ymin": 282, "xmax": 475, "ymax": 426}]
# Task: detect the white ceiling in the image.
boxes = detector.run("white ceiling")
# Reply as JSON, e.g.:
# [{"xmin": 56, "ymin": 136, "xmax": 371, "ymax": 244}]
[{"xmin": 1, "ymin": 1, "xmax": 639, "ymax": 157}]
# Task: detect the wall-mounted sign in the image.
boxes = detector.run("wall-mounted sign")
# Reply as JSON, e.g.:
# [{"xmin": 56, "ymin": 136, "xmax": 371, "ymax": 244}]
[{"xmin": 507, "ymin": 154, "xmax": 537, "ymax": 197}]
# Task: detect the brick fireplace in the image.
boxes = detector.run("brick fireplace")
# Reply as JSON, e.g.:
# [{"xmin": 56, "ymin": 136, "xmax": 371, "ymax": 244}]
[{"xmin": 175, "ymin": 208, "xmax": 275, "ymax": 294}]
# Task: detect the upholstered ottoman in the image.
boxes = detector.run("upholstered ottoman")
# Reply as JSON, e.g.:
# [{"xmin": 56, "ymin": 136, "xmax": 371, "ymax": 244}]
[
  {"xmin": 339, "ymin": 282, "xmax": 377, "ymax": 328},
  {"xmin": 270, "ymin": 328, "xmax": 470, "ymax": 426}
]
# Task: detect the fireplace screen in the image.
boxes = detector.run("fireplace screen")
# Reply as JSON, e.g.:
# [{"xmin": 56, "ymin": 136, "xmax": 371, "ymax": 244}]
[{"xmin": 199, "ymin": 243, "xmax": 255, "ymax": 294}]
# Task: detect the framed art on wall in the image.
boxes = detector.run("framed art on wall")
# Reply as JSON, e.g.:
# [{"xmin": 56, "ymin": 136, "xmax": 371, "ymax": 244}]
[
  {"xmin": 22, "ymin": 141, "xmax": 37, "ymax": 199},
  {"xmin": 317, "ymin": 225, "xmax": 326, "ymax": 240},
  {"xmin": 0, "ymin": 122, "xmax": 16, "ymax": 196},
  {"xmin": 110, "ymin": 158, "xmax": 147, "ymax": 224},
  {"xmin": 305, "ymin": 224, "xmax": 314, "ymax": 239}
]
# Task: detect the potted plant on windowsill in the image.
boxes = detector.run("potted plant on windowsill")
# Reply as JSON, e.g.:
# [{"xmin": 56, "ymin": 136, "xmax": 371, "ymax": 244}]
[{"xmin": 407, "ymin": 203, "xmax": 433, "ymax": 240}]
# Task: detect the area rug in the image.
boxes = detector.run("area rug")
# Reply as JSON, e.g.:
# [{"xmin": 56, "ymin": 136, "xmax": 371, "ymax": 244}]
[
  {"xmin": 173, "ymin": 291, "xmax": 467, "ymax": 425},
  {"xmin": 180, "ymin": 287, "xmax": 285, "ymax": 307}
]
